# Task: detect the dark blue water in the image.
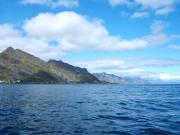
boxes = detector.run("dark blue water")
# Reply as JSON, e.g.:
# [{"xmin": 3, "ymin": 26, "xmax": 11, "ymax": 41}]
[{"xmin": 0, "ymin": 84, "xmax": 180, "ymax": 135}]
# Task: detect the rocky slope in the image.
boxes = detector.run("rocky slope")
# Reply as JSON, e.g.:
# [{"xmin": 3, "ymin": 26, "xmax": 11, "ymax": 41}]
[{"xmin": 0, "ymin": 47, "xmax": 99, "ymax": 84}]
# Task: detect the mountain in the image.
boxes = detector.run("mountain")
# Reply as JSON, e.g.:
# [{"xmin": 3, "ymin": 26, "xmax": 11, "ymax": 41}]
[
  {"xmin": 0, "ymin": 47, "xmax": 99, "ymax": 84},
  {"xmin": 93, "ymin": 72, "xmax": 125, "ymax": 84}
]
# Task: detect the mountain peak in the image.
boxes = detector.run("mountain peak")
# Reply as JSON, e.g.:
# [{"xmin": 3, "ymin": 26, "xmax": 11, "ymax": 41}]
[{"xmin": 4, "ymin": 47, "xmax": 15, "ymax": 53}]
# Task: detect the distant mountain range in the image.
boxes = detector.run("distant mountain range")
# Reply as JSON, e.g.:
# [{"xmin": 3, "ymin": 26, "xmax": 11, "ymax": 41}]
[
  {"xmin": 0, "ymin": 47, "xmax": 99, "ymax": 84},
  {"xmin": 93, "ymin": 73, "xmax": 125, "ymax": 84}
]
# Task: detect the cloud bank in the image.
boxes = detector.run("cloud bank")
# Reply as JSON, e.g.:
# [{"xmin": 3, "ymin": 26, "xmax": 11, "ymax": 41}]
[{"xmin": 73, "ymin": 58, "xmax": 180, "ymax": 82}]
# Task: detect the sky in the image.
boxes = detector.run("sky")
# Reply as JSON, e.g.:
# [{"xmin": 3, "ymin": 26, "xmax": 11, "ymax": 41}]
[{"xmin": 0, "ymin": 0, "xmax": 180, "ymax": 82}]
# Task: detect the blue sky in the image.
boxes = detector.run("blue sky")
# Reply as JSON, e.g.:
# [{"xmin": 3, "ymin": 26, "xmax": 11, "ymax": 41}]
[{"xmin": 0, "ymin": 0, "xmax": 180, "ymax": 82}]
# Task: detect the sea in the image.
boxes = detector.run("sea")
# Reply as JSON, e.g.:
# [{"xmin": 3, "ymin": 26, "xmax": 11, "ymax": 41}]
[{"xmin": 0, "ymin": 84, "xmax": 180, "ymax": 135}]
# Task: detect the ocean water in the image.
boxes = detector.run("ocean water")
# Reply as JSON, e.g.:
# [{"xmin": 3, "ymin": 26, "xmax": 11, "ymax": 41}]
[{"xmin": 0, "ymin": 84, "xmax": 180, "ymax": 135}]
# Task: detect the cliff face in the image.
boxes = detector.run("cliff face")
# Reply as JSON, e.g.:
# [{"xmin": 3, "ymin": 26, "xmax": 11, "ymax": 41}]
[{"xmin": 0, "ymin": 47, "xmax": 99, "ymax": 83}]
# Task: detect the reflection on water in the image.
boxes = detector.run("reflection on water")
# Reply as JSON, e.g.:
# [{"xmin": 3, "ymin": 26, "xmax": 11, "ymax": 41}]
[{"xmin": 0, "ymin": 84, "xmax": 180, "ymax": 135}]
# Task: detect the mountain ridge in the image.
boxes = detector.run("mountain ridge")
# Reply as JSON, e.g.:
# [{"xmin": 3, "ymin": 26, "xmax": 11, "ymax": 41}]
[{"xmin": 0, "ymin": 47, "xmax": 99, "ymax": 84}]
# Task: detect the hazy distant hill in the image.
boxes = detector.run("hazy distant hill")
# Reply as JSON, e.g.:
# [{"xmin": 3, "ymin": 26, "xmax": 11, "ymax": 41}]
[
  {"xmin": 0, "ymin": 47, "xmax": 99, "ymax": 84},
  {"xmin": 93, "ymin": 72, "xmax": 125, "ymax": 84},
  {"xmin": 93, "ymin": 72, "xmax": 150, "ymax": 84}
]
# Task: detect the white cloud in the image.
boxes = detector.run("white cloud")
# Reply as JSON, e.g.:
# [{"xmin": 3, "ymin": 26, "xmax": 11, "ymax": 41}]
[
  {"xmin": 155, "ymin": 7, "xmax": 175, "ymax": 15},
  {"xmin": 74, "ymin": 58, "xmax": 180, "ymax": 71},
  {"xmin": 0, "ymin": 24, "xmax": 65, "ymax": 59},
  {"xmin": 143, "ymin": 73, "xmax": 180, "ymax": 81},
  {"xmin": 158, "ymin": 73, "xmax": 180, "ymax": 81},
  {"xmin": 143, "ymin": 20, "xmax": 179, "ymax": 46},
  {"xmin": 23, "ymin": 11, "xmax": 148, "ymax": 52},
  {"xmin": 168, "ymin": 45, "xmax": 180, "ymax": 50},
  {"xmin": 0, "ymin": 24, "xmax": 20, "ymax": 38},
  {"xmin": 0, "ymin": 12, "xmax": 179, "ymax": 60},
  {"xmin": 20, "ymin": 0, "xmax": 79, "ymax": 8},
  {"xmin": 134, "ymin": 0, "xmax": 174, "ymax": 9},
  {"xmin": 108, "ymin": 0, "xmax": 177, "ymax": 9},
  {"xmin": 131, "ymin": 11, "xmax": 149, "ymax": 18},
  {"xmin": 23, "ymin": 12, "xmax": 179, "ymax": 53},
  {"xmin": 108, "ymin": 0, "xmax": 179, "ymax": 16},
  {"xmin": 144, "ymin": 34, "xmax": 169, "ymax": 46},
  {"xmin": 0, "ymin": 12, "xmax": 149, "ymax": 59},
  {"xmin": 150, "ymin": 21, "xmax": 167, "ymax": 34}
]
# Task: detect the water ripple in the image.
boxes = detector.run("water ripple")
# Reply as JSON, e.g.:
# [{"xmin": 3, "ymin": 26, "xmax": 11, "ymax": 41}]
[{"xmin": 0, "ymin": 84, "xmax": 180, "ymax": 135}]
